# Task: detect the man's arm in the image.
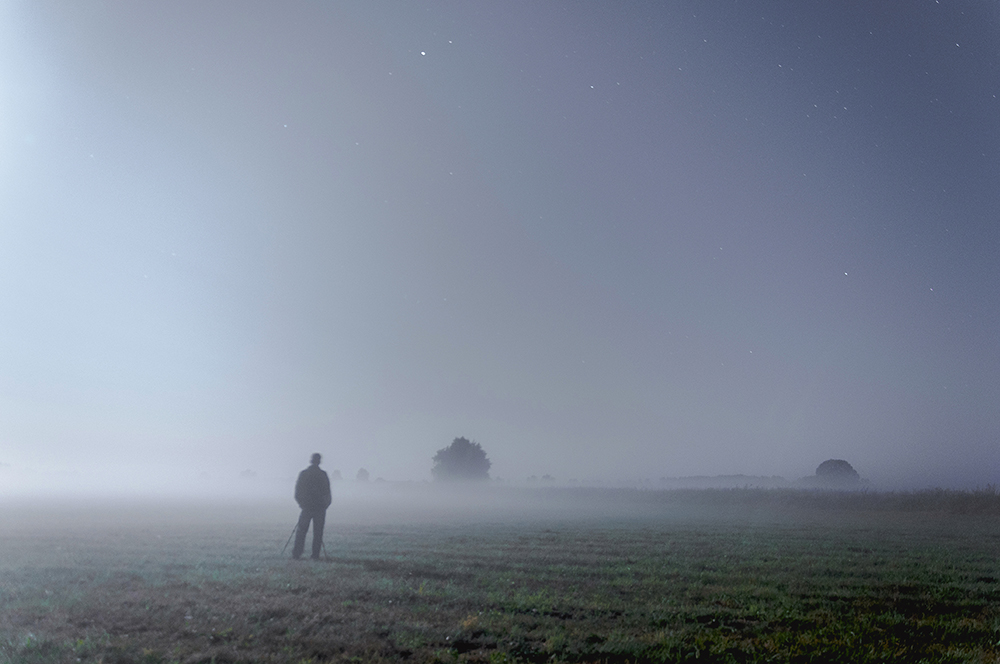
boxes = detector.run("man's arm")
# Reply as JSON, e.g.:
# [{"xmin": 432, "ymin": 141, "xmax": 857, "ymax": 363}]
[
  {"xmin": 294, "ymin": 470, "xmax": 305, "ymax": 507},
  {"xmin": 322, "ymin": 471, "xmax": 332, "ymax": 508}
]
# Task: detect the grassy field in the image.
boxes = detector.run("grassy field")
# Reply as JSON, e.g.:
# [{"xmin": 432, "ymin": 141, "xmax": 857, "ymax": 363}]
[{"xmin": 1, "ymin": 488, "xmax": 999, "ymax": 663}]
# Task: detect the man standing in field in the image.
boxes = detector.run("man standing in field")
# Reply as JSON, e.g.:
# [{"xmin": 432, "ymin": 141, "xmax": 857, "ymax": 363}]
[{"xmin": 292, "ymin": 453, "xmax": 332, "ymax": 560}]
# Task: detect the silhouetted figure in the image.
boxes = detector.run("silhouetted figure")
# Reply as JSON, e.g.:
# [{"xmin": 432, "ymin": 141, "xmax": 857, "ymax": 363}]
[{"xmin": 292, "ymin": 453, "xmax": 332, "ymax": 560}]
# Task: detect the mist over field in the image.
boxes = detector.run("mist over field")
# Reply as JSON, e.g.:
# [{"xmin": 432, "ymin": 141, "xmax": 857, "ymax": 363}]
[{"xmin": 2, "ymin": 2, "xmax": 999, "ymax": 496}]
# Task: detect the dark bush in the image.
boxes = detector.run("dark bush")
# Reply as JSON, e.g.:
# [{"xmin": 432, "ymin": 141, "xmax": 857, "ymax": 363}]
[
  {"xmin": 431, "ymin": 437, "xmax": 491, "ymax": 481},
  {"xmin": 815, "ymin": 459, "xmax": 860, "ymax": 486}
]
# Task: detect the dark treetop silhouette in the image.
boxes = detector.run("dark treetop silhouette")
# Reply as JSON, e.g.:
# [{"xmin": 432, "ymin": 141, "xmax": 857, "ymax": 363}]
[
  {"xmin": 292, "ymin": 453, "xmax": 332, "ymax": 560},
  {"xmin": 431, "ymin": 437, "xmax": 491, "ymax": 481},
  {"xmin": 814, "ymin": 459, "xmax": 862, "ymax": 487}
]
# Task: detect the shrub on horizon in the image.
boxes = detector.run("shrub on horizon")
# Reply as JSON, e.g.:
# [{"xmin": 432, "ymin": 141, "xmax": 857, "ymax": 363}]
[
  {"xmin": 431, "ymin": 437, "xmax": 491, "ymax": 482},
  {"xmin": 816, "ymin": 459, "xmax": 859, "ymax": 479},
  {"xmin": 811, "ymin": 459, "xmax": 861, "ymax": 488}
]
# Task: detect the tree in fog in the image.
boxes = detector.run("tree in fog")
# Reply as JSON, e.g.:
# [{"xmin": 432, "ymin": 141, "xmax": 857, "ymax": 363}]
[
  {"xmin": 815, "ymin": 459, "xmax": 860, "ymax": 486},
  {"xmin": 431, "ymin": 437, "xmax": 491, "ymax": 481},
  {"xmin": 356, "ymin": 468, "xmax": 369, "ymax": 482}
]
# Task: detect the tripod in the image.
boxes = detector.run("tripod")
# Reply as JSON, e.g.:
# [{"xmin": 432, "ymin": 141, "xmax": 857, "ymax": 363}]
[
  {"xmin": 281, "ymin": 523, "xmax": 297, "ymax": 555},
  {"xmin": 281, "ymin": 521, "xmax": 330, "ymax": 560}
]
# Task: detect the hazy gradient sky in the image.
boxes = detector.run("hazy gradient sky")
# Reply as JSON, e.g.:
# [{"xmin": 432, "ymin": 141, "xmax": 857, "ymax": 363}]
[{"xmin": 2, "ymin": 1, "xmax": 998, "ymax": 492}]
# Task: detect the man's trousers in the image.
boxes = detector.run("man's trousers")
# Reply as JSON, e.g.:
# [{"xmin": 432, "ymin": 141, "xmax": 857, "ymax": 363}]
[{"xmin": 292, "ymin": 508, "xmax": 326, "ymax": 559}]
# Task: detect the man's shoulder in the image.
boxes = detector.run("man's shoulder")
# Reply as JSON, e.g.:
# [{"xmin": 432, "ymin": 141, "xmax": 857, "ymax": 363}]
[{"xmin": 301, "ymin": 466, "xmax": 327, "ymax": 478}]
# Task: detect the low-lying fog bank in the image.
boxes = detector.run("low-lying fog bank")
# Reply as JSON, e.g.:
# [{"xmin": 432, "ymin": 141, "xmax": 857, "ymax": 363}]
[{"xmin": 2, "ymin": 483, "xmax": 998, "ymax": 534}]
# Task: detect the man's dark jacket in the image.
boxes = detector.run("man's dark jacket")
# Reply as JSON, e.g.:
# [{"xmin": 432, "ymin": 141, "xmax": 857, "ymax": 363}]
[{"xmin": 295, "ymin": 465, "xmax": 332, "ymax": 511}]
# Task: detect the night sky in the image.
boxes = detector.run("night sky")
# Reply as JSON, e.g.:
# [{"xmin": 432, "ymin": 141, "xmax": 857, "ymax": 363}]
[{"xmin": 2, "ymin": 2, "xmax": 998, "ymax": 493}]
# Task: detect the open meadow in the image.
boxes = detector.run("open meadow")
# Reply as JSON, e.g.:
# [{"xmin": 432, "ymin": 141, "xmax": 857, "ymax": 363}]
[{"xmin": 2, "ymin": 487, "xmax": 999, "ymax": 663}]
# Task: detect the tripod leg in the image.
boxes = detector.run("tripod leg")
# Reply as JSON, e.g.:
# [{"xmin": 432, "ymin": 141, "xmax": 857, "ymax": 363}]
[{"xmin": 281, "ymin": 524, "xmax": 297, "ymax": 555}]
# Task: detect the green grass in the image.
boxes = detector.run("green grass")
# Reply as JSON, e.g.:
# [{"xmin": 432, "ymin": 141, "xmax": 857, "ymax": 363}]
[{"xmin": 1, "ymin": 489, "xmax": 999, "ymax": 663}]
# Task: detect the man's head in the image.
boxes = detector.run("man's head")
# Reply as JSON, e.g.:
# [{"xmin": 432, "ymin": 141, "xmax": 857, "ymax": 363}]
[{"xmin": 310, "ymin": 453, "xmax": 322, "ymax": 466}]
